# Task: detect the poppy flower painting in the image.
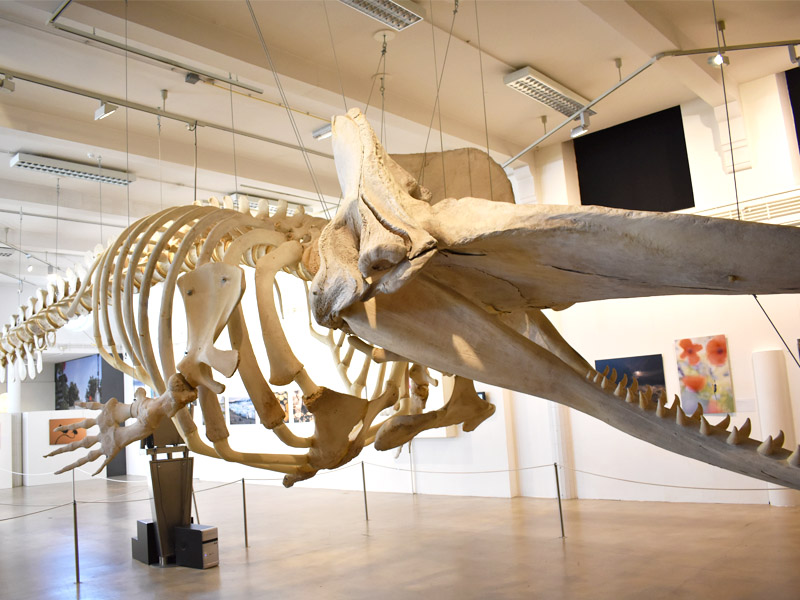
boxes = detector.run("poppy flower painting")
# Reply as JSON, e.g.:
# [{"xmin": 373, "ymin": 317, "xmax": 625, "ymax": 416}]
[{"xmin": 674, "ymin": 334, "xmax": 735, "ymax": 415}]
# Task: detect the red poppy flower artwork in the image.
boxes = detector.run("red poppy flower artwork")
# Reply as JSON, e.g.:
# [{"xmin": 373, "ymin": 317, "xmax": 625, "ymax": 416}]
[
  {"xmin": 705, "ymin": 335, "xmax": 728, "ymax": 366},
  {"xmin": 678, "ymin": 339, "xmax": 703, "ymax": 365},
  {"xmin": 674, "ymin": 334, "xmax": 735, "ymax": 415}
]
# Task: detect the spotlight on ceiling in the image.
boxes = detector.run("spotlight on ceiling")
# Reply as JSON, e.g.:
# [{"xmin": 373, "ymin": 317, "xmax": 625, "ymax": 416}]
[
  {"xmin": 338, "ymin": 0, "xmax": 424, "ymax": 31},
  {"xmin": 0, "ymin": 76, "xmax": 14, "ymax": 93},
  {"xmin": 504, "ymin": 66, "xmax": 591, "ymax": 118},
  {"xmin": 10, "ymin": 152, "xmax": 136, "ymax": 186},
  {"xmin": 312, "ymin": 123, "xmax": 333, "ymax": 141},
  {"xmin": 94, "ymin": 101, "xmax": 118, "ymax": 121},
  {"xmin": 570, "ymin": 112, "xmax": 591, "ymax": 139},
  {"xmin": 708, "ymin": 52, "xmax": 730, "ymax": 67},
  {"xmin": 185, "ymin": 72, "xmax": 201, "ymax": 84}
]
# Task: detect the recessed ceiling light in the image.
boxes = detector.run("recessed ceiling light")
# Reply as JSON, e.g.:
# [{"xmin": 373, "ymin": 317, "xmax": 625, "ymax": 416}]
[{"xmin": 338, "ymin": 0, "xmax": 424, "ymax": 31}]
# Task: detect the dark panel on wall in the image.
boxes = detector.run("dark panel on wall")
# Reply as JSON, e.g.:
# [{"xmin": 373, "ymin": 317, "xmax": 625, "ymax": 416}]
[
  {"xmin": 574, "ymin": 106, "xmax": 695, "ymax": 212},
  {"xmin": 786, "ymin": 67, "xmax": 800, "ymax": 156},
  {"xmin": 101, "ymin": 359, "xmax": 127, "ymax": 477}
]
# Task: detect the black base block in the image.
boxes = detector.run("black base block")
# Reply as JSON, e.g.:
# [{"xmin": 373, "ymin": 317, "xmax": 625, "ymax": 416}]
[
  {"xmin": 131, "ymin": 519, "xmax": 159, "ymax": 565},
  {"xmin": 175, "ymin": 524, "xmax": 219, "ymax": 569}
]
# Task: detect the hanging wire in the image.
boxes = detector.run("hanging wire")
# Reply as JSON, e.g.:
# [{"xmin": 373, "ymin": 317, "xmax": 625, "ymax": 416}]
[
  {"xmin": 124, "ymin": 0, "xmax": 131, "ymax": 227},
  {"xmin": 245, "ymin": 0, "xmax": 333, "ymax": 219},
  {"xmin": 55, "ymin": 178, "xmax": 60, "ymax": 273},
  {"xmin": 363, "ymin": 47, "xmax": 387, "ymax": 117},
  {"xmin": 157, "ymin": 90, "xmax": 166, "ymax": 211},
  {"xmin": 229, "ymin": 80, "xmax": 240, "ymax": 194},
  {"xmin": 709, "ymin": 0, "xmax": 800, "ymax": 369},
  {"xmin": 473, "ymin": 0, "xmax": 493, "ymax": 200},
  {"xmin": 192, "ymin": 122, "xmax": 198, "ymax": 205},
  {"xmin": 17, "ymin": 208, "xmax": 22, "ymax": 301},
  {"xmin": 323, "ymin": 0, "xmax": 348, "ymax": 112},
  {"xmin": 419, "ymin": 0, "xmax": 460, "ymax": 195},
  {"xmin": 97, "ymin": 155, "xmax": 104, "ymax": 246},
  {"xmin": 379, "ymin": 35, "xmax": 388, "ymax": 147}
]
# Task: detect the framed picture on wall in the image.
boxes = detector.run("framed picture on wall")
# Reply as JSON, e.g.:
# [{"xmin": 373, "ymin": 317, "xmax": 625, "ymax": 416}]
[
  {"xmin": 228, "ymin": 397, "xmax": 256, "ymax": 425},
  {"xmin": 675, "ymin": 334, "xmax": 735, "ymax": 415},
  {"xmin": 49, "ymin": 417, "xmax": 87, "ymax": 445},
  {"xmin": 594, "ymin": 354, "xmax": 666, "ymax": 395}
]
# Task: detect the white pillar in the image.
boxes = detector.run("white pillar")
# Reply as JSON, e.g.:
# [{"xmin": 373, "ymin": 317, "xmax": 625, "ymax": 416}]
[
  {"xmin": 752, "ymin": 350, "xmax": 800, "ymax": 507},
  {"xmin": 502, "ymin": 389, "xmax": 520, "ymax": 497},
  {"xmin": 548, "ymin": 403, "xmax": 576, "ymax": 499},
  {"xmin": 6, "ymin": 363, "xmax": 21, "ymax": 413}
]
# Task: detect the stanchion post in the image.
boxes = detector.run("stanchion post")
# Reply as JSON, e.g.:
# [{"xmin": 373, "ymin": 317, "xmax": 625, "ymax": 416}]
[
  {"xmin": 409, "ymin": 440, "xmax": 416, "ymax": 495},
  {"xmin": 553, "ymin": 462, "xmax": 565, "ymax": 538},
  {"xmin": 241, "ymin": 478, "xmax": 249, "ymax": 548},
  {"xmin": 72, "ymin": 471, "xmax": 80, "ymax": 584},
  {"xmin": 192, "ymin": 487, "xmax": 201, "ymax": 524},
  {"xmin": 360, "ymin": 462, "xmax": 369, "ymax": 521}
]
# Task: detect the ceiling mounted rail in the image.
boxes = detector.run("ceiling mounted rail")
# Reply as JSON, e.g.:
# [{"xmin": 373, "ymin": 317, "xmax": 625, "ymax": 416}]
[
  {"xmin": 502, "ymin": 37, "xmax": 800, "ymax": 167},
  {"xmin": 0, "ymin": 66, "xmax": 333, "ymax": 161},
  {"xmin": 48, "ymin": 0, "xmax": 263, "ymax": 95}
]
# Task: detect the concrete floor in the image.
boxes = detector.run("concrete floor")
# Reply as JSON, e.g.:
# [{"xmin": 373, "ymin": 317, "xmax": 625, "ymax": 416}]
[{"xmin": 2, "ymin": 478, "xmax": 800, "ymax": 600}]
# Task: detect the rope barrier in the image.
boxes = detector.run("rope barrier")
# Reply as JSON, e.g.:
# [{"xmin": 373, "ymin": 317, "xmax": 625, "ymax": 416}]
[
  {"xmin": 364, "ymin": 462, "xmax": 552, "ymax": 475},
  {"xmin": 0, "ymin": 502, "xmax": 71, "ymax": 522},
  {"xmin": 566, "ymin": 467, "xmax": 785, "ymax": 492}
]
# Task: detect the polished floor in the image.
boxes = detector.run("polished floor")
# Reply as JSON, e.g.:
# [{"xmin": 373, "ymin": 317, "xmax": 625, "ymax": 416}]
[{"xmin": 2, "ymin": 477, "xmax": 800, "ymax": 600}]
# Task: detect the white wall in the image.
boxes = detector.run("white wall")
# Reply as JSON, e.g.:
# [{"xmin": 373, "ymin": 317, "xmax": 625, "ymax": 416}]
[{"xmin": 21, "ymin": 409, "xmax": 103, "ymax": 486}]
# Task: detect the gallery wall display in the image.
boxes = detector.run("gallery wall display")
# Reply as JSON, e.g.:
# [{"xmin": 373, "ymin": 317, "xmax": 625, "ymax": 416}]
[
  {"xmin": 675, "ymin": 334, "xmax": 735, "ymax": 415},
  {"xmin": 48, "ymin": 417, "xmax": 87, "ymax": 445},
  {"xmin": 594, "ymin": 354, "xmax": 666, "ymax": 394},
  {"xmin": 54, "ymin": 354, "xmax": 102, "ymax": 410},
  {"xmin": 228, "ymin": 397, "xmax": 256, "ymax": 425}
]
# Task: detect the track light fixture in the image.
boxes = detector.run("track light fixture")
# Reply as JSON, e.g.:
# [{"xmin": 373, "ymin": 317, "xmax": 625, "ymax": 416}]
[
  {"xmin": 570, "ymin": 112, "xmax": 590, "ymax": 139},
  {"xmin": 312, "ymin": 123, "xmax": 333, "ymax": 141},
  {"xmin": 94, "ymin": 101, "xmax": 118, "ymax": 121},
  {"xmin": 0, "ymin": 75, "xmax": 14, "ymax": 93},
  {"xmin": 708, "ymin": 52, "xmax": 730, "ymax": 67}
]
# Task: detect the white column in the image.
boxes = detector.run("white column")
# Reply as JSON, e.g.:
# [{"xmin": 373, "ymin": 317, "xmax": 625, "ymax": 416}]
[
  {"xmin": 548, "ymin": 403, "xmax": 576, "ymax": 499},
  {"xmin": 753, "ymin": 350, "xmax": 800, "ymax": 507},
  {"xmin": 6, "ymin": 363, "xmax": 21, "ymax": 413},
  {"xmin": 502, "ymin": 389, "xmax": 520, "ymax": 497}
]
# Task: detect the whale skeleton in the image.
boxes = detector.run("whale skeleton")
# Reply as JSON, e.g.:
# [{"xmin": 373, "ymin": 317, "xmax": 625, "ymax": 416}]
[{"xmin": 1, "ymin": 108, "xmax": 799, "ymax": 490}]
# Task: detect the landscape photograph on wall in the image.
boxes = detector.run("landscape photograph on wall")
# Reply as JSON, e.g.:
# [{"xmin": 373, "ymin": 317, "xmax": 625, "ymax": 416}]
[{"xmin": 54, "ymin": 354, "xmax": 102, "ymax": 410}]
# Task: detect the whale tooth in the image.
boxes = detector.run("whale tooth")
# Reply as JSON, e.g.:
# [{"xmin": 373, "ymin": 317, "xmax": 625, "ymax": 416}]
[
  {"xmin": 676, "ymin": 405, "xmax": 689, "ymax": 426},
  {"xmin": 601, "ymin": 365, "xmax": 610, "ymax": 377},
  {"xmin": 594, "ymin": 371, "xmax": 605, "ymax": 385},
  {"xmin": 614, "ymin": 374, "xmax": 629, "ymax": 397},
  {"xmin": 774, "ymin": 430, "xmax": 785, "ymax": 450},
  {"xmin": 788, "ymin": 446, "xmax": 800, "ymax": 467},
  {"xmin": 690, "ymin": 404, "xmax": 703, "ymax": 420},
  {"xmin": 700, "ymin": 416, "xmax": 714, "ymax": 436},
  {"xmin": 656, "ymin": 393, "xmax": 673, "ymax": 418},
  {"xmin": 629, "ymin": 378, "xmax": 639, "ymax": 396},
  {"xmin": 727, "ymin": 420, "xmax": 752, "ymax": 445},
  {"xmin": 602, "ymin": 376, "xmax": 616, "ymax": 392},
  {"xmin": 758, "ymin": 436, "xmax": 776, "ymax": 456},
  {"xmin": 586, "ymin": 369, "xmax": 596, "ymax": 380},
  {"xmin": 609, "ymin": 368, "xmax": 617, "ymax": 384},
  {"xmin": 626, "ymin": 388, "xmax": 638, "ymax": 404},
  {"xmin": 739, "ymin": 418, "xmax": 751, "ymax": 438},
  {"xmin": 639, "ymin": 387, "xmax": 654, "ymax": 410},
  {"xmin": 716, "ymin": 414, "xmax": 731, "ymax": 430}
]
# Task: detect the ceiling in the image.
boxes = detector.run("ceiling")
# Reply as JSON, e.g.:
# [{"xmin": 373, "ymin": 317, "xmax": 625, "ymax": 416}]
[{"xmin": 0, "ymin": 0, "xmax": 798, "ymax": 356}]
